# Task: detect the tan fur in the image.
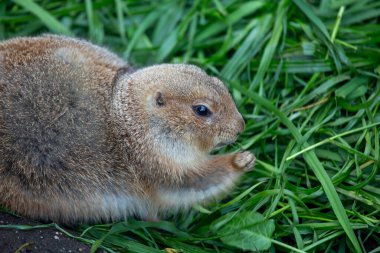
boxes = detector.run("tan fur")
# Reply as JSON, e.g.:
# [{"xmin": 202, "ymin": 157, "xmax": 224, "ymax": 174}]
[{"xmin": 0, "ymin": 35, "xmax": 255, "ymax": 223}]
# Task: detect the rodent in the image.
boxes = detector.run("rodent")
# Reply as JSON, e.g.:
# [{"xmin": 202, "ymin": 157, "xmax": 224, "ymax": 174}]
[{"xmin": 0, "ymin": 35, "xmax": 255, "ymax": 223}]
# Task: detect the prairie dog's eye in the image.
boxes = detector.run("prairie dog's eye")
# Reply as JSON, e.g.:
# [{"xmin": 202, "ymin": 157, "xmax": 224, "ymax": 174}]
[{"xmin": 192, "ymin": 105, "xmax": 212, "ymax": 117}]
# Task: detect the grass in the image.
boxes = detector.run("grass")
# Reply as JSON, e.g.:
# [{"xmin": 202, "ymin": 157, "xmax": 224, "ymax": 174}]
[{"xmin": 1, "ymin": 0, "xmax": 380, "ymax": 252}]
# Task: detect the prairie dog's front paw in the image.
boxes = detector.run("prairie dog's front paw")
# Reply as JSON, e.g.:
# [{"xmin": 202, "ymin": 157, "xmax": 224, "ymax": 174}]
[{"xmin": 233, "ymin": 151, "xmax": 256, "ymax": 172}]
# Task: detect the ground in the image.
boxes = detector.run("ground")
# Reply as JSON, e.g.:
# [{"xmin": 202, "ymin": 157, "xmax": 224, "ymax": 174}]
[{"xmin": 0, "ymin": 212, "xmax": 97, "ymax": 253}]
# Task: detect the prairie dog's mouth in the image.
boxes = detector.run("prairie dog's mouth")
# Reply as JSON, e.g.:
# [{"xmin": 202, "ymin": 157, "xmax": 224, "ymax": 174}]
[
  {"xmin": 213, "ymin": 139, "xmax": 236, "ymax": 150},
  {"xmin": 215, "ymin": 141, "xmax": 230, "ymax": 148}
]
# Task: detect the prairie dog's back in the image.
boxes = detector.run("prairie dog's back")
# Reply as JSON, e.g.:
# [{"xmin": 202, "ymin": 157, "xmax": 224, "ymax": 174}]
[{"xmin": 0, "ymin": 36, "xmax": 127, "ymax": 220}]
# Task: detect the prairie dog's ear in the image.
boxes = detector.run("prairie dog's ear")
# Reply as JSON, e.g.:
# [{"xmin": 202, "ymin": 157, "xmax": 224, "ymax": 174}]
[{"xmin": 155, "ymin": 91, "xmax": 165, "ymax": 106}]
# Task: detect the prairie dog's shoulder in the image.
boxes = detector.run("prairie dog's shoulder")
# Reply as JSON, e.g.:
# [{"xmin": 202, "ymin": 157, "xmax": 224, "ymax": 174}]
[
  {"xmin": 44, "ymin": 34, "xmax": 126, "ymax": 69},
  {"xmin": 0, "ymin": 35, "xmax": 126, "ymax": 72}
]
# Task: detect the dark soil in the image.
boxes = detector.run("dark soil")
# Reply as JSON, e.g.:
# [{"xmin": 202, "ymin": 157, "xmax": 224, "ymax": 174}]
[{"xmin": 0, "ymin": 212, "xmax": 95, "ymax": 253}]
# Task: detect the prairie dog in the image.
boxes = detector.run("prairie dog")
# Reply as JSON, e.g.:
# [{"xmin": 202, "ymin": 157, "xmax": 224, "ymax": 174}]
[{"xmin": 0, "ymin": 35, "xmax": 255, "ymax": 223}]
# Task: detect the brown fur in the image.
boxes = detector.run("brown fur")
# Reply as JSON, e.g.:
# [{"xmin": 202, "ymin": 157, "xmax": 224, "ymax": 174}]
[{"xmin": 0, "ymin": 35, "xmax": 255, "ymax": 223}]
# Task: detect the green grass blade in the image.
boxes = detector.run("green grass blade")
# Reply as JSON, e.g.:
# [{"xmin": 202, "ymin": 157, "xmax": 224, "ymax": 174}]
[
  {"xmin": 286, "ymin": 121, "xmax": 380, "ymax": 160},
  {"xmin": 292, "ymin": 0, "xmax": 330, "ymax": 40},
  {"xmin": 123, "ymin": 10, "xmax": 161, "ymax": 59},
  {"xmin": 249, "ymin": 0, "xmax": 290, "ymax": 90},
  {"xmin": 235, "ymin": 85, "xmax": 363, "ymax": 253},
  {"xmin": 12, "ymin": 0, "xmax": 71, "ymax": 35}
]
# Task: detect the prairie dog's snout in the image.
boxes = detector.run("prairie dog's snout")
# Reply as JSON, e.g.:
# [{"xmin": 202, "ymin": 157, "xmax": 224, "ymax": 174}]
[
  {"xmin": 0, "ymin": 35, "xmax": 255, "ymax": 223},
  {"xmin": 237, "ymin": 115, "xmax": 245, "ymax": 134}
]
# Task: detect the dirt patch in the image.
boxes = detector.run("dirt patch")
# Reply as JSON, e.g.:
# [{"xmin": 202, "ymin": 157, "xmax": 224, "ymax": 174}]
[{"xmin": 0, "ymin": 212, "xmax": 96, "ymax": 253}]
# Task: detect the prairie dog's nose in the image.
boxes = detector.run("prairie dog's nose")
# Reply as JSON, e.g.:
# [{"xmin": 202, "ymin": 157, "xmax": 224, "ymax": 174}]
[{"xmin": 237, "ymin": 114, "xmax": 245, "ymax": 135}]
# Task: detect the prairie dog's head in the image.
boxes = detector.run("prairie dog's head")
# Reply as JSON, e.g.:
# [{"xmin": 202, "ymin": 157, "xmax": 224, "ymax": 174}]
[{"xmin": 119, "ymin": 64, "xmax": 245, "ymax": 154}]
